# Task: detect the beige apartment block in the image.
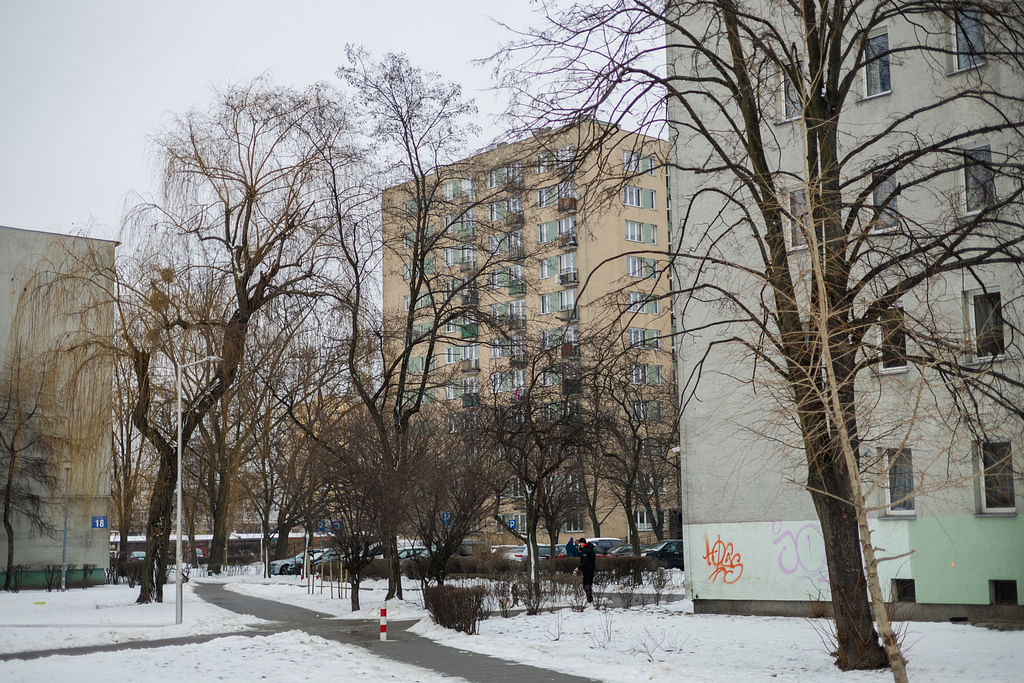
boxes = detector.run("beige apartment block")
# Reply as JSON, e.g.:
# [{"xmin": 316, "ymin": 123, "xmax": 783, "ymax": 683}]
[{"xmin": 381, "ymin": 121, "xmax": 679, "ymax": 550}]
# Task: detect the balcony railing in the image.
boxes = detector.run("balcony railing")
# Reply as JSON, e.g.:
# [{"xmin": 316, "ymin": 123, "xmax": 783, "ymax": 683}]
[
  {"xmin": 460, "ymin": 358, "xmax": 480, "ymax": 372},
  {"xmin": 558, "ymin": 232, "xmax": 577, "ymax": 249},
  {"xmin": 558, "ymin": 196, "xmax": 577, "ymax": 213},
  {"xmin": 558, "ymin": 270, "xmax": 578, "ymax": 286}
]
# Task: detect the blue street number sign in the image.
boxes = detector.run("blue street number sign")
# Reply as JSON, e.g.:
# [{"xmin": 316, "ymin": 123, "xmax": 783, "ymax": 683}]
[
  {"xmin": 441, "ymin": 512, "xmax": 452, "ymax": 527},
  {"xmin": 331, "ymin": 520, "xmax": 342, "ymax": 531},
  {"xmin": 91, "ymin": 516, "xmax": 108, "ymax": 529},
  {"xmin": 316, "ymin": 520, "xmax": 327, "ymax": 532}
]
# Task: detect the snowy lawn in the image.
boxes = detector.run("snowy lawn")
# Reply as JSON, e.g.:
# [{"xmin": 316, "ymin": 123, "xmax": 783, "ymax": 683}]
[{"xmin": 2, "ymin": 572, "xmax": 1022, "ymax": 682}]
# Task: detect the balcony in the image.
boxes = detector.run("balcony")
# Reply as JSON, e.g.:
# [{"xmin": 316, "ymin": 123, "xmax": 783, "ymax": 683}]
[
  {"xmin": 462, "ymin": 392, "xmax": 480, "ymax": 408},
  {"xmin": 505, "ymin": 314, "xmax": 527, "ymax": 331},
  {"xmin": 507, "ymin": 244, "xmax": 525, "ymax": 261},
  {"xmin": 461, "ymin": 323, "xmax": 479, "ymax": 339},
  {"xmin": 505, "ymin": 177, "xmax": 524, "ymax": 191},
  {"xmin": 562, "ymin": 376, "xmax": 582, "ymax": 396},
  {"xmin": 505, "ymin": 211, "xmax": 525, "ymax": 227},
  {"xmin": 558, "ymin": 197, "xmax": 577, "ymax": 213},
  {"xmin": 459, "ymin": 261, "xmax": 477, "ymax": 274},
  {"xmin": 460, "ymin": 289, "xmax": 479, "ymax": 306},
  {"xmin": 460, "ymin": 358, "xmax": 480, "ymax": 372},
  {"xmin": 558, "ymin": 232, "xmax": 577, "ymax": 249},
  {"xmin": 561, "ymin": 342, "xmax": 579, "ymax": 358},
  {"xmin": 509, "ymin": 353, "xmax": 527, "ymax": 368},
  {"xmin": 558, "ymin": 270, "xmax": 578, "ymax": 286},
  {"xmin": 557, "ymin": 308, "xmax": 578, "ymax": 322},
  {"xmin": 507, "ymin": 281, "xmax": 526, "ymax": 296}
]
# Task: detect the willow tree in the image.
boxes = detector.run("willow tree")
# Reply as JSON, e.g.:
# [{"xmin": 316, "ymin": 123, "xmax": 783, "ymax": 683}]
[
  {"xmin": 494, "ymin": 1, "xmax": 1024, "ymax": 675},
  {"xmin": 121, "ymin": 79, "xmax": 365, "ymax": 603}
]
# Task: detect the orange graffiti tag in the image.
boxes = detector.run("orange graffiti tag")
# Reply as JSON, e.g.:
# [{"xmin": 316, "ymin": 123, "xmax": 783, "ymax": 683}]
[{"xmin": 703, "ymin": 534, "xmax": 744, "ymax": 584}]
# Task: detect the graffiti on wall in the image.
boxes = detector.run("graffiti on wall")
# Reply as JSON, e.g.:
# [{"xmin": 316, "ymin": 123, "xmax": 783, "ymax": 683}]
[
  {"xmin": 770, "ymin": 520, "xmax": 829, "ymax": 584},
  {"xmin": 703, "ymin": 534, "xmax": 744, "ymax": 584}
]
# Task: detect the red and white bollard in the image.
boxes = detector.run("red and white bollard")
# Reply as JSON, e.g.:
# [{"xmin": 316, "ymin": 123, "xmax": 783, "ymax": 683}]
[{"xmin": 380, "ymin": 606, "xmax": 387, "ymax": 641}]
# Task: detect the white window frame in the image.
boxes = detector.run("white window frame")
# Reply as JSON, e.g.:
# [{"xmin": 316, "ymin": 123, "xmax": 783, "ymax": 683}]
[
  {"xmin": 559, "ymin": 288, "xmax": 576, "ymax": 311},
  {"xmin": 624, "ymin": 186, "xmax": 642, "ymax": 207},
  {"xmin": 864, "ymin": 32, "xmax": 891, "ymax": 98},
  {"xmin": 557, "ymin": 216, "xmax": 576, "ymax": 235},
  {"xmin": 781, "ymin": 61, "xmax": 802, "ymax": 121},
  {"xmin": 965, "ymin": 287, "xmax": 1005, "ymax": 361},
  {"xmin": 559, "ymin": 251, "xmax": 576, "ymax": 275},
  {"xmin": 788, "ymin": 187, "xmax": 810, "ymax": 250},
  {"xmin": 445, "ymin": 346, "xmax": 461, "ymax": 364},
  {"xmin": 563, "ymin": 514, "xmax": 583, "ymax": 534},
  {"xmin": 538, "ymin": 186, "xmax": 556, "ymax": 208},
  {"xmin": 979, "ymin": 441, "xmax": 1015, "ymax": 513},
  {"xmin": 626, "ymin": 255, "xmax": 644, "ymax": 278},
  {"xmin": 625, "ymin": 220, "xmax": 643, "ymax": 242},
  {"xmin": 954, "ymin": 5, "xmax": 986, "ymax": 72},
  {"xmin": 878, "ymin": 303, "xmax": 907, "ymax": 372},
  {"xmin": 872, "ymin": 173, "xmax": 899, "ymax": 232},
  {"xmin": 636, "ymin": 508, "xmax": 654, "ymax": 532},
  {"xmin": 884, "ymin": 448, "xmax": 915, "ymax": 515},
  {"xmin": 538, "ymin": 221, "xmax": 553, "ymax": 243},
  {"xmin": 964, "ymin": 145, "xmax": 995, "ymax": 214}
]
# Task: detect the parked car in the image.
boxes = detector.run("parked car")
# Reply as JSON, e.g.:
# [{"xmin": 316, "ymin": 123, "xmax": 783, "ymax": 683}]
[
  {"xmin": 128, "ymin": 551, "xmax": 146, "ymax": 563},
  {"xmin": 397, "ymin": 547, "xmax": 428, "ymax": 560},
  {"xmin": 644, "ymin": 539, "xmax": 684, "ymax": 569},
  {"xmin": 269, "ymin": 550, "xmax": 320, "ymax": 575},
  {"xmin": 584, "ymin": 537, "xmax": 625, "ymax": 556},
  {"xmin": 500, "ymin": 545, "xmax": 527, "ymax": 560},
  {"xmin": 311, "ymin": 549, "xmax": 340, "ymax": 570},
  {"xmin": 608, "ymin": 543, "xmax": 650, "ymax": 557}
]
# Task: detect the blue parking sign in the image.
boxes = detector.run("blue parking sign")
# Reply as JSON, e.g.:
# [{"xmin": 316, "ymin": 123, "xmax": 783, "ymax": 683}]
[
  {"xmin": 441, "ymin": 512, "xmax": 452, "ymax": 527},
  {"xmin": 91, "ymin": 516, "xmax": 107, "ymax": 529},
  {"xmin": 507, "ymin": 518, "xmax": 516, "ymax": 530}
]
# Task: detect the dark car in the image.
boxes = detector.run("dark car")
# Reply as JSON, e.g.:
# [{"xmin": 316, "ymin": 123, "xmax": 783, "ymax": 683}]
[
  {"xmin": 586, "ymin": 538, "xmax": 625, "ymax": 556},
  {"xmin": 608, "ymin": 543, "xmax": 650, "ymax": 557},
  {"xmin": 644, "ymin": 539, "xmax": 684, "ymax": 569}
]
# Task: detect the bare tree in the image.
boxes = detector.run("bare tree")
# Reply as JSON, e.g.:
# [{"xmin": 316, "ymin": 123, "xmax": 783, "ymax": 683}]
[
  {"xmin": 121, "ymin": 79, "xmax": 363, "ymax": 603},
  {"xmin": 492, "ymin": 0, "xmax": 1024, "ymax": 674}
]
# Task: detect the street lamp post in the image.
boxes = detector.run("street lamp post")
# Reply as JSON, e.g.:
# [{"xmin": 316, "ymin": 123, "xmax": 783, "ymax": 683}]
[
  {"xmin": 176, "ymin": 356, "xmax": 220, "ymax": 625},
  {"xmin": 60, "ymin": 461, "xmax": 70, "ymax": 591}
]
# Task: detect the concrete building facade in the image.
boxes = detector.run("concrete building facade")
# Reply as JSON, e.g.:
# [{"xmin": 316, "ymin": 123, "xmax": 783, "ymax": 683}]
[
  {"xmin": 381, "ymin": 123, "xmax": 680, "ymax": 549},
  {"xmin": 0, "ymin": 226, "xmax": 115, "ymax": 588},
  {"xmin": 667, "ymin": 8, "xmax": 1023, "ymax": 619}
]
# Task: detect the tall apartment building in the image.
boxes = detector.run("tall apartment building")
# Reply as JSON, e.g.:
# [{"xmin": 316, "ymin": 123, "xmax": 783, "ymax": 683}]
[
  {"xmin": 381, "ymin": 122, "xmax": 678, "ymax": 547},
  {"xmin": 668, "ymin": 7, "xmax": 1023, "ymax": 619}
]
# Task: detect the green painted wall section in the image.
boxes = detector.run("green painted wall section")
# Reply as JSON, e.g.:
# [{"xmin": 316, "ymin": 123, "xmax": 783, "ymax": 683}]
[{"xmin": 686, "ymin": 515, "xmax": 1023, "ymax": 606}]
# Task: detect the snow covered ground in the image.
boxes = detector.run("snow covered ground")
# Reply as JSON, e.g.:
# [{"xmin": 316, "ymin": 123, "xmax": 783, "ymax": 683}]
[{"xmin": 2, "ymin": 570, "xmax": 1022, "ymax": 682}]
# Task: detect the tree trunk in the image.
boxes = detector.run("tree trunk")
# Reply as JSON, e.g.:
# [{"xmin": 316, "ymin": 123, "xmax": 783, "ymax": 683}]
[
  {"xmin": 350, "ymin": 576, "xmax": 361, "ymax": 611},
  {"xmin": 208, "ymin": 481, "xmax": 232, "ymax": 574},
  {"xmin": 273, "ymin": 522, "xmax": 291, "ymax": 560},
  {"xmin": 808, "ymin": 460, "xmax": 888, "ymax": 670},
  {"xmin": 137, "ymin": 445, "xmax": 174, "ymax": 603},
  {"xmin": 383, "ymin": 533, "xmax": 402, "ymax": 600}
]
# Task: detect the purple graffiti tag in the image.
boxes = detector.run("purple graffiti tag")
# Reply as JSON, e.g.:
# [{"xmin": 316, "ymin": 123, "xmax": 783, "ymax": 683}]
[
  {"xmin": 703, "ymin": 533, "xmax": 744, "ymax": 584},
  {"xmin": 771, "ymin": 521, "xmax": 828, "ymax": 584}
]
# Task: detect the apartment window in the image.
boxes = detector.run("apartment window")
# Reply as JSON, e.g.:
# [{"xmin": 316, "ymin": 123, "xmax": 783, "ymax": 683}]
[
  {"xmin": 964, "ymin": 146, "xmax": 995, "ymax": 213},
  {"xmin": 627, "ymin": 256, "xmax": 644, "ymax": 278},
  {"xmin": 630, "ymin": 364, "xmax": 647, "ymax": 385},
  {"xmin": 892, "ymin": 578, "xmax": 917, "ymax": 603},
  {"xmin": 559, "ymin": 252, "xmax": 576, "ymax": 275},
  {"xmin": 489, "ymin": 200, "xmax": 507, "ymax": 222},
  {"xmin": 538, "ymin": 256, "xmax": 556, "ymax": 280},
  {"xmin": 558, "ymin": 180, "xmax": 576, "ymax": 199},
  {"xmin": 536, "ymin": 152, "xmax": 553, "ymax": 174},
  {"xmin": 872, "ymin": 174, "xmax": 899, "ymax": 231},
  {"xmin": 632, "ymin": 400, "xmax": 661, "ymax": 421},
  {"xmin": 446, "ymin": 382, "xmax": 460, "ymax": 400},
  {"xmin": 980, "ymin": 442, "xmax": 1015, "ymax": 512},
  {"xmin": 623, "ymin": 150, "xmax": 655, "ymax": 175},
  {"xmin": 628, "ymin": 327, "xmax": 645, "ymax": 347},
  {"xmin": 885, "ymin": 448, "xmax": 915, "ymax": 514},
  {"xmin": 624, "ymin": 186, "xmax": 656, "ymax": 209},
  {"xmin": 510, "ymin": 369, "xmax": 526, "ymax": 392},
  {"xmin": 563, "ymin": 514, "xmax": 584, "ymax": 534},
  {"xmin": 559, "ymin": 288, "xmax": 577, "ymax": 311},
  {"xmin": 788, "ymin": 188, "xmax": 810, "ymax": 249},
  {"xmin": 991, "ymin": 580, "xmax": 1018, "ymax": 605},
  {"xmin": 625, "ymin": 220, "xmax": 643, "ymax": 242},
  {"xmin": 538, "ymin": 220, "xmax": 555, "ymax": 243},
  {"xmin": 864, "ymin": 33, "xmax": 891, "ymax": 97},
  {"xmin": 627, "ymin": 291, "xmax": 657, "ymax": 314},
  {"xmin": 538, "ymin": 185, "xmax": 557, "ymax": 208},
  {"xmin": 955, "ymin": 5, "xmax": 986, "ymax": 71},
  {"xmin": 782, "ymin": 61, "xmax": 802, "ymax": 120},
  {"xmin": 540, "ymin": 293, "xmax": 560, "ymax": 315},
  {"xmin": 879, "ymin": 305, "xmax": 907, "ymax": 370},
  {"xmin": 967, "ymin": 289, "xmax": 1004, "ymax": 359},
  {"xmin": 445, "ymin": 346, "xmax": 461, "ymax": 364},
  {"xmin": 490, "ymin": 338, "xmax": 504, "ymax": 359},
  {"xmin": 556, "ymin": 145, "xmax": 574, "ymax": 171},
  {"xmin": 557, "ymin": 216, "xmax": 576, "ymax": 236},
  {"xmin": 462, "ymin": 344, "xmax": 479, "ymax": 361},
  {"xmin": 464, "ymin": 375, "xmax": 479, "ymax": 395},
  {"xmin": 636, "ymin": 509, "xmax": 654, "ymax": 531},
  {"xmin": 460, "ymin": 246, "xmax": 476, "ymax": 266}
]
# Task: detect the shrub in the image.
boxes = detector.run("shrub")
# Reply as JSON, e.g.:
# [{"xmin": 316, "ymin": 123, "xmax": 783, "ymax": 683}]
[{"xmin": 423, "ymin": 585, "xmax": 488, "ymax": 634}]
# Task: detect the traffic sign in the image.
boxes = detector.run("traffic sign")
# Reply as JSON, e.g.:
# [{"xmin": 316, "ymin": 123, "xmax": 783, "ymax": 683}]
[
  {"xmin": 507, "ymin": 518, "xmax": 516, "ymax": 530},
  {"xmin": 441, "ymin": 512, "xmax": 452, "ymax": 527}
]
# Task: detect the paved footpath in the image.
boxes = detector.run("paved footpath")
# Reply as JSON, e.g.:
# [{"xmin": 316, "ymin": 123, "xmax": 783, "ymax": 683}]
[{"xmin": 2, "ymin": 583, "xmax": 597, "ymax": 683}]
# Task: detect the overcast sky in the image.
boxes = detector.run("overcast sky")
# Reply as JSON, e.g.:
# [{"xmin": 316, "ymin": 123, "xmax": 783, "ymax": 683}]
[{"xmin": 0, "ymin": 1, "xmax": 540, "ymax": 242}]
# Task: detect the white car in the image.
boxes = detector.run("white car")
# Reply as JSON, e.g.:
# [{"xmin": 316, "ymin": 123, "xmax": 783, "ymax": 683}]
[{"xmin": 269, "ymin": 551, "xmax": 320, "ymax": 575}]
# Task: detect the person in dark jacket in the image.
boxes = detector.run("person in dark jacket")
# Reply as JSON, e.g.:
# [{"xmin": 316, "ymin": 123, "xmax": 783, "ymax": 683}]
[
  {"xmin": 565, "ymin": 537, "xmax": 578, "ymax": 558},
  {"xmin": 573, "ymin": 537, "xmax": 596, "ymax": 603}
]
